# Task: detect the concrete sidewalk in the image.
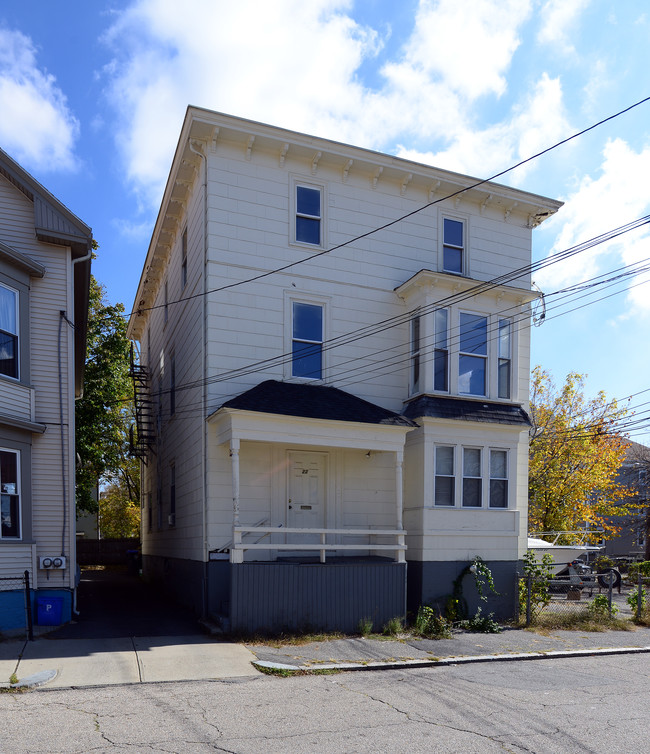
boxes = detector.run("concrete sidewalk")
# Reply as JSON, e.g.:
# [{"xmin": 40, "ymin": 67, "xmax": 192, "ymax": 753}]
[
  {"xmin": 248, "ymin": 625, "xmax": 650, "ymax": 672},
  {"xmin": 0, "ymin": 635, "xmax": 259, "ymax": 689}
]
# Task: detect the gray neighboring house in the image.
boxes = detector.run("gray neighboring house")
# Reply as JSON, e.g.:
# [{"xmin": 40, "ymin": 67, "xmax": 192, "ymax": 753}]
[
  {"xmin": 602, "ymin": 441, "xmax": 650, "ymax": 561},
  {"xmin": 0, "ymin": 148, "xmax": 92, "ymax": 633}
]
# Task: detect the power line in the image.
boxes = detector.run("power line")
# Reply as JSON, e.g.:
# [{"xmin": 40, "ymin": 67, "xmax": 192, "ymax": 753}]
[{"xmin": 126, "ymin": 95, "xmax": 650, "ymax": 322}]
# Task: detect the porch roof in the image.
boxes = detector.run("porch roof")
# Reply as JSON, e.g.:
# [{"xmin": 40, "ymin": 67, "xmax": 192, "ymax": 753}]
[
  {"xmin": 208, "ymin": 380, "xmax": 415, "ymax": 451},
  {"xmin": 218, "ymin": 380, "xmax": 416, "ymax": 427}
]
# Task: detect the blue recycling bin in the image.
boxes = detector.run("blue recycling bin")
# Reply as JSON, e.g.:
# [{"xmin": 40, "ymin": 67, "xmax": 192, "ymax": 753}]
[{"xmin": 36, "ymin": 596, "xmax": 63, "ymax": 626}]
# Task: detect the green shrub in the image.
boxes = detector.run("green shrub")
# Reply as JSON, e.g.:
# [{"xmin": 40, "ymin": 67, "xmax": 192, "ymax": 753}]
[
  {"xmin": 627, "ymin": 588, "xmax": 647, "ymax": 614},
  {"xmin": 519, "ymin": 550, "xmax": 554, "ymax": 617},
  {"xmin": 587, "ymin": 594, "xmax": 618, "ymax": 619},
  {"xmin": 413, "ymin": 605, "xmax": 452, "ymax": 639},
  {"xmin": 382, "ymin": 617, "xmax": 403, "ymax": 636},
  {"xmin": 357, "ymin": 617, "xmax": 373, "ymax": 636},
  {"xmin": 457, "ymin": 607, "xmax": 502, "ymax": 633},
  {"xmin": 594, "ymin": 555, "xmax": 615, "ymax": 571},
  {"xmin": 627, "ymin": 561, "xmax": 650, "ymax": 584}
]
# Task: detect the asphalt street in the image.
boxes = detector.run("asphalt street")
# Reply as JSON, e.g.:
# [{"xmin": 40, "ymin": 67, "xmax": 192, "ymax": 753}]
[{"xmin": 2, "ymin": 652, "xmax": 649, "ymax": 753}]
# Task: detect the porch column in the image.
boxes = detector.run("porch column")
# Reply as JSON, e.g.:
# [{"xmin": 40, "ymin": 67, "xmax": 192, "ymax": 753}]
[
  {"xmin": 396, "ymin": 449, "xmax": 406, "ymax": 563},
  {"xmin": 230, "ymin": 438, "xmax": 243, "ymax": 564}
]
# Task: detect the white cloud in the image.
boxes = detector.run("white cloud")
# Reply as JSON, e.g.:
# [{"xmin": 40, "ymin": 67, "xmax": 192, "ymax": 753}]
[
  {"xmin": 0, "ymin": 28, "xmax": 79, "ymax": 171},
  {"xmin": 537, "ymin": 0, "xmax": 592, "ymax": 54},
  {"xmin": 536, "ymin": 138, "xmax": 650, "ymax": 314},
  {"xmin": 101, "ymin": 0, "xmax": 536, "ymax": 208},
  {"xmin": 395, "ymin": 73, "xmax": 569, "ymax": 182}
]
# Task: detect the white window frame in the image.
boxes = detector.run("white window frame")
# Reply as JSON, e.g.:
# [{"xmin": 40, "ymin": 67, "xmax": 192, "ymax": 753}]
[
  {"xmin": 410, "ymin": 315, "xmax": 421, "ymax": 394},
  {"xmin": 462, "ymin": 447, "xmax": 483, "ymax": 508},
  {"xmin": 0, "ymin": 448, "xmax": 21, "ymax": 539},
  {"xmin": 497, "ymin": 318, "xmax": 512, "ymax": 400},
  {"xmin": 291, "ymin": 177, "xmax": 325, "ymax": 248},
  {"xmin": 285, "ymin": 293, "xmax": 329, "ymax": 381},
  {"xmin": 489, "ymin": 448, "xmax": 509, "ymax": 509},
  {"xmin": 458, "ymin": 310, "xmax": 488, "ymax": 397},
  {"xmin": 0, "ymin": 282, "xmax": 19, "ymax": 381},
  {"xmin": 432, "ymin": 444, "xmax": 511, "ymax": 510},
  {"xmin": 434, "ymin": 445, "xmax": 456, "ymax": 507},
  {"xmin": 433, "ymin": 307, "xmax": 449, "ymax": 392},
  {"xmin": 441, "ymin": 215, "xmax": 467, "ymax": 275}
]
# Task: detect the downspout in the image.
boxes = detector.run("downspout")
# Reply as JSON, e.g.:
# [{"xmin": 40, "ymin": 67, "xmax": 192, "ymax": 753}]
[{"xmin": 188, "ymin": 138, "xmax": 209, "ymax": 618}]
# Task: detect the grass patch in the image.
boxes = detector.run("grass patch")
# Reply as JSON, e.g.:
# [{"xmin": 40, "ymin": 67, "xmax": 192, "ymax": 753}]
[
  {"xmin": 525, "ymin": 612, "xmax": 633, "ymax": 632},
  {"xmin": 254, "ymin": 663, "xmax": 341, "ymax": 677},
  {"xmin": 243, "ymin": 630, "xmax": 347, "ymax": 647}
]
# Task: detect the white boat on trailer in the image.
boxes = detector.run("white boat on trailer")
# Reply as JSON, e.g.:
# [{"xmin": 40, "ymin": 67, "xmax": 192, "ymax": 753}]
[{"xmin": 527, "ymin": 534, "xmax": 602, "ymax": 575}]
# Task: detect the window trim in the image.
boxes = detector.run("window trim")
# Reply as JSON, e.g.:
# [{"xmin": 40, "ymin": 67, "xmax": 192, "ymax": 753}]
[
  {"xmin": 410, "ymin": 315, "xmax": 421, "ymax": 394},
  {"xmin": 441, "ymin": 216, "xmax": 467, "ymax": 275},
  {"xmin": 290, "ymin": 177, "xmax": 326, "ymax": 249},
  {"xmin": 432, "ymin": 443, "xmax": 511, "ymax": 510},
  {"xmin": 458, "ymin": 310, "xmax": 488, "ymax": 397},
  {"xmin": 0, "ymin": 282, "xmax": 19, "ymax": 381},
  {"xmin": 0, "ymin": 447, "xmax": 21, "ymax": 539},
  {"xmin": 434, "ymin": 445, "xmax": 456, "ymax": 507}
]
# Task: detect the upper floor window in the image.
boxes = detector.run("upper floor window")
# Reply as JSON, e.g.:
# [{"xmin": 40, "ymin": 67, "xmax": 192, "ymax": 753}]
[
  {"xmin": 443, "ymin": 218, "xmax": 464, "ymax": 274},
  {"xmin": 498, "ymin": 318, "xmax": 511, "ymax": 399},
  {"xmin": 0, "ymin": 283, "xmax": 18, "ymax": 379},
  {"xmin": 433, "ymin": 308, "xmax": 449, "ymax": 392},
  {"xmin": 292, "ymin": 301, "xmax": 323, "ymax": 379},
  {"xmin": 411, "ymin": 315, "xmax": 421, "ymax": 393},
  {"xmin": 459, "ymin": 312, "xmax": 487, "ymax": 396},
  {"xmin": 295, "ymin": 185, "xmax": 321, "ymax": 246},
  {"xmin": 462, "ymin": 447, "xmax": 482, "ymax": 507},
  {"xmin": 0, "ymin": 449, "xmax": 20, "ymax": 539}
]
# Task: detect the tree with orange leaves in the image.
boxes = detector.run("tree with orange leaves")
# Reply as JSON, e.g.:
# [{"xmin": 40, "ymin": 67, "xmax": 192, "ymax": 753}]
[{"xmin": 528, "ymin": 367, "xmax": 634, "ymax": 540}]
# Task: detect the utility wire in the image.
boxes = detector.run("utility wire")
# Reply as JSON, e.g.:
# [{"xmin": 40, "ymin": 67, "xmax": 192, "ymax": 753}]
[{"xmin": 126, "ymin": 95, "xmax": 650, "ymax": 321}]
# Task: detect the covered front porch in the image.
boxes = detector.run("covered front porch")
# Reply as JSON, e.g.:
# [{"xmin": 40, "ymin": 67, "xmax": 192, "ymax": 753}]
[{"xmin": 206, "ymin": 380, "xmax": 415, "ymax": 632}]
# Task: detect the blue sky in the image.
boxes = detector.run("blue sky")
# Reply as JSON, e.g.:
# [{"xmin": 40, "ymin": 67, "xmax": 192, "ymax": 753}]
[{"xmin": 1, "ymin": 0, "xmax": 649, "ymax": 440}]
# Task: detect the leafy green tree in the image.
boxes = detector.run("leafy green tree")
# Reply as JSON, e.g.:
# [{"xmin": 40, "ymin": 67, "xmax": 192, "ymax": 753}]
[
  {"xmin": 76, "ymin": 276, "xmax": 135, "ymax": 516},
  {"xmin": 528, "ymin": 367, "xmax": 633, "ymax": 538}
]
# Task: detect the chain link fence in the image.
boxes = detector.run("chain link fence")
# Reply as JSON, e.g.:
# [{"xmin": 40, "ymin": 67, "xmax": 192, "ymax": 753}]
[
  {"xmin": 521, "ymin": 570, "xmax": 622, "ymax": 626},
  {"xmin": 0, "ymin": 571, "xmax": 34, "ymax": 640}
]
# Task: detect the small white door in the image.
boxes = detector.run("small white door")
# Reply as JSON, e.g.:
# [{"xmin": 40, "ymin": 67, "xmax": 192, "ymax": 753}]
[{"xmin": 287, "ymin": 452, "xmax": 326, "ymax": 532}]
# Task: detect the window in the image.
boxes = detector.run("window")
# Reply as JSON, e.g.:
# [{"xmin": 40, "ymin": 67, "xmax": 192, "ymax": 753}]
[
  {"xmin": 295, "ymin": 185, "xmax": 321, "ymax": 245},
  {"xmin": 0, "ymin": 449, "xmax": 20, "ymax": 538},
  {"xmin": 0, "ymin": 283, "xmax": 18, "ymax": 379},
  {"xmin": 181, "ymin": 229, "xmax": 187, "ymax": 289},
  {"xmin": 489, "ymin": 450, "xmax": 508, "ymax": 508},
  {"xmin": 443, "ymin": 218, "xmax": 464, "ymax": 274},
  {"xmin": 292, "ymin": 301, "xmax": 323, "ymax": 379},
  {"xmin": 434, "ymin": 446, "xmax": 455, "ymax": 506},
  {"xmin": 459, "ymin": 312, "xmax": 487, "ymax": 396},
  {"xmin": 462, "ymin": 448, "xmax": 482, "ymax": 507},
  {"xmin": 411, "ymin": 315, "xmax": 421, "ymax": 393},
  {"xmin": 433, "ymin": 308, "xmax": 449, "ymax": 391},
  {"xmin": 498, "ymin": 319, "xmax": 511, "ymax": 399}
]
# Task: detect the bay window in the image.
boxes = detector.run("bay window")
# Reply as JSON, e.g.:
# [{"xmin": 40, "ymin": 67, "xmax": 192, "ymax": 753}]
[
  {"xmin": 498, "ymin": 318, "xmax": 511, "ymax": 399},
  {"xmin": 411, "ymin": 315, "xmax": 421, "ymax": 393},
  {"xmin": 462, "ymin": 448, "xmax": 482, "ymax": 507},
  {"xmin": 459, "ymin": 312, "xmax": 487, "ymax": 396},
  {"xmin": 434, "ymin": 446, "xmax": 455, "ymax": 506},
  {"xmin": 489, "ymin": 450, "xmax": 508, "ymax": 508},
  {"xmin": 433, "ymin": 308, "xmax": 449, "ymax": 391}
]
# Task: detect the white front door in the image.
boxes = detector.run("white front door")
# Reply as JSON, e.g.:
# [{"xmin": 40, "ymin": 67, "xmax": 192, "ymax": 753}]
[{"xmin": 287, "ymin": 452, "xmax": 326, "ymax": 532}]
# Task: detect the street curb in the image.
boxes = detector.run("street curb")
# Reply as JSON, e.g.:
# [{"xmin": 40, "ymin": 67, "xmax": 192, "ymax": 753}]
[{"xmin": 253, "ymin": 644, "xmax": 650, "ymax": 674}]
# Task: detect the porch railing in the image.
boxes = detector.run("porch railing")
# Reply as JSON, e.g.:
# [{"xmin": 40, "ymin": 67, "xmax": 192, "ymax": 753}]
[{"xmin": 230, "ymin": 526, "xmax": 406, "ymax": 564}]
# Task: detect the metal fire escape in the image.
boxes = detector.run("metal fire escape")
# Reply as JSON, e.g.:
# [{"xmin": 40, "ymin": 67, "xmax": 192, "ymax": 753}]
[{"xmin": 129, "ymin": 344, "xmax": 155, "ymax": 462}]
